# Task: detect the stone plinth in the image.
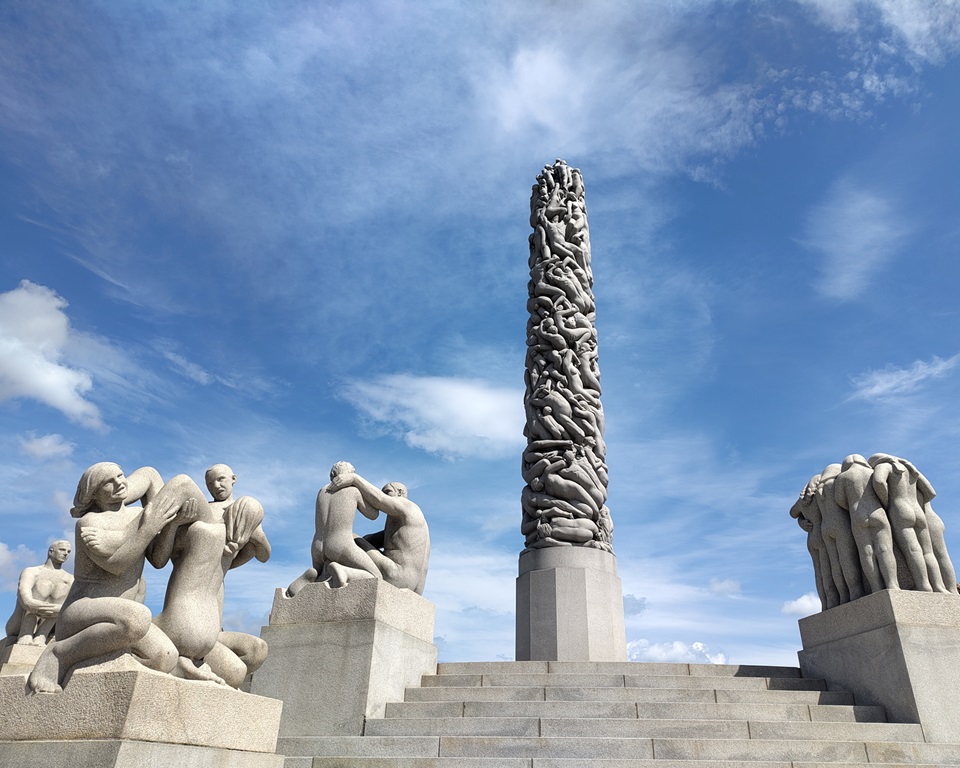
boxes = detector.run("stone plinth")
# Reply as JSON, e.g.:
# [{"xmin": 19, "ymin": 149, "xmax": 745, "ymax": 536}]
[
  {"xmin": 0, "ymin": 655, "xmax": 283, "ymax": 767},
  {"xmin": 250, "ymin": 579, "xmax": 438, "ymax": 739},
  {"xmin": 516, "ymin": 546, "xmax": 627, "ymax": 661},
  {"xmin": 0, "ymin": 642, "xmax": 43, "ymax": 676},
  {"xmin": 799, "ymin": 589, "xmax": 960, "ymax": 743}
]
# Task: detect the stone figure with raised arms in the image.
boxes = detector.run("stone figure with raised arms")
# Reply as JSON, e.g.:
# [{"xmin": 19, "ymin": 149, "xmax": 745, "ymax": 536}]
[
  {"xmin": 328, "ymin": 472, "xmax": 430, "ymax": 594},
  {"xmin": 149, "ymin": 463, "xmax": 271, "ymax": 687},
  {"xmin": 27, "ymin": 463, "xmax": 197, "ymax": 694},
  {"xmin": 287, "ymin": 461, "xmax": 382, "ymax": 594},
  {"xmin": 2, "ymin": 541, "xmax": 74, "ymax": 650}
]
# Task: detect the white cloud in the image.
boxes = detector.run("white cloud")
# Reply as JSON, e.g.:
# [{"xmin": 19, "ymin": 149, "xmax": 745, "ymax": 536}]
[
  {"xmin": 781, "ymin": 592, "xmax": 821, "ymax": 616},
  {"xmin": 709, "ymin": 578, "xmax": 742, "ymax": 597},
  {"xmin": 0, "ymin": 281, "xmax": 102, "ymax": 428},
  {"xmin": 0, "ymin": 540, "xmax": 37, "ymax": 590},
  {"xmin": 340, "ymin": 374, "xmax": 524, "ymax": 459},
  {"xmin": 627, "ymin": 639, "xmax": 728, "ymax": 664},
  {"xmin": 801, "ymin": 179, "xmax": 913, "ymax": 300},
  {"xmin": 19, "ymin": 432, "xmax": 74, "ymax": 460},
  {"xmin": 849, "ymin": 354, "xmax": 960, "ymax": 401},
  {"xmin": 798, "ymin": 0, "xmax": 960, "ymax": 64}
]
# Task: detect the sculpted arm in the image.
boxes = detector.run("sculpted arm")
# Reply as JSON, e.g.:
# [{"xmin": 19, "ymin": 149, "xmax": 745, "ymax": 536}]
[
  {"xmin": 872, "ymin": 464, "xmax": 891, "ymax": 508},
  {"xmin": 81, "ymin": 495, "xmax": 180, "ymax": 576},
  {"xmin": 331, "ymin": 473, "xmax": 400, "ymax": 518},
  {"xmin": 229, "ymin": 526, "xmax": 271, "ymax": 570},
  {"xmin": 17, "ymin": 569, "xmax": 57, "ymax": 617},
  {"xmin": 123, "ymin": 466, "xmax": 164, "ymax": 507}
]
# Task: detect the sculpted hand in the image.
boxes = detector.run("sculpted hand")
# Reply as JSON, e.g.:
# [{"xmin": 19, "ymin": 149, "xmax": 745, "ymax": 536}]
[
  {"xmin": 142, "ymin": 494, "xmax": 180, "ymax": 533},
  {"xmin": 222, "ymin": 540, "xmax": 241, "ymax": 558},
  {"xmin": 224, "ymin": 498, "xmax": 264, "ymax": 550},
  {"xmin": 175, "ymin": 498, "xmax": 201, "ymax": 525},
  {"xmin": 80, "ymin": 527, "xmax": 110, "ymax": 555},
  {"xmin": 34, "ymin": 603, "xmax": 60, "ymax": 619},
  {"xmin": 328, "ymin": 473, "xmax": 357, "ymax": 492}
]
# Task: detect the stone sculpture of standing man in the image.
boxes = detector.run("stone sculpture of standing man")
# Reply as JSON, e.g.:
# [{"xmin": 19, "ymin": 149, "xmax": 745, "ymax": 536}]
[{"xmin": 2, "ymin": 541, "xmax": 74, "ymax": 649}]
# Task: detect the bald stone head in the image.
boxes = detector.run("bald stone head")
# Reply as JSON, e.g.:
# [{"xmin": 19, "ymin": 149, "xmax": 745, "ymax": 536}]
[{"xmin": 205, "ymin": 464, "xmax": 237, "ymax": 502}]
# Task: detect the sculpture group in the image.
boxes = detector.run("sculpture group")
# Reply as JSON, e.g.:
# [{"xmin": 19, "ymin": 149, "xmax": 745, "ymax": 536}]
[
  {"xmin": 522, "ymin": 160, "xmax": 613, "ymax": 553},
  {"xmin": 791, "ymin": 452, "xmax": 958, "ymax": 611},
  {"xmin": 21, "ymin": 462, "xmax": 270, "ymax": 693},
  {"xmin": 287, "ymin": 461, "xmax": 430, "ymax": 596}
]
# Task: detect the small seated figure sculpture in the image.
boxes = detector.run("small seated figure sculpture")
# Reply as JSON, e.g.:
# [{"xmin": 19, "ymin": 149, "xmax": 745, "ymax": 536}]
[
  {"xmin": 149, "ymin": 464, "xmax": 270, "ymax": 687},
  {"xmin": 327, "ymin": 472, "xmax": 430, "ymax": 595},
  {"xmin": 2, "ymin": 541, "xmax": 74, "ymax": 649}
]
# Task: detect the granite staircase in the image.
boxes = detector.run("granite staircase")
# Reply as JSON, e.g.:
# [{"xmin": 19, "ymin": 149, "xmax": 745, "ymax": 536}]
[{"xmin": 279, "ymin": 661, "xmax": 960, "ymax": 767}]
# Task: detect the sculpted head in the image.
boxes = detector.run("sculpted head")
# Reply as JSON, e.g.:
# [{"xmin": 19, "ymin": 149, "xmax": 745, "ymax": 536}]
[
  {"xmin": 205, "ymin": 464, "xmax": 237, "ymax": 502},
  {"xmin": 48, "ymin": 540, "xmax": 71, "ymax": 564},
  {"xmin": 382, "ymin": 482, "xmax": 407, "ymax": 499},
  {"xmin": 330, "ymin": 461, "xmax": 355, "ymax": 481},
  {"xmin": 72, "ymin": 462, "xmax": 125, "ymax": 518},
  {"xmin": 841, "ymin": 454, "xmax": 869, "ymax": 472}
]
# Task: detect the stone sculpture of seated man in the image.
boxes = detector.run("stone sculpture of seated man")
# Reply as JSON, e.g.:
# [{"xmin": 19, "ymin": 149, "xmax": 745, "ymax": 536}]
[
  {"xmin": 2, "ymin": 540, "xmax": 74, "ymax": 650},
  {"xmin": 286, "ymin": 463, "xmax": 430, "ymax": 596}
]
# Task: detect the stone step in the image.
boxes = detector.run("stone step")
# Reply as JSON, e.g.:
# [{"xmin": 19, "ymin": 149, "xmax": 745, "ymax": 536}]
[
  {"xmin": 285, "ymin": 735, "xmax": 960, "ymax": 762},
  {"xmin": 435, "ymin": 662, "xmax": 802, "ymax": 679},
  {"xmin": 384, "ymin": 700, "xmax": 886, "ymax": 723},
  {"xmin": 363, "ymin": 717, "xmax": 922, "ymax": 742},
  {"xmin": 307, "ymin": 761, "xmax": 957, "ymax": 768},
  {"xmin": 404, "ymin": 685, "xmax": 856, "ymax": 705},
  {"xmin": 421, "ymin": 673, "xmax": 828, "ymax": 691}
]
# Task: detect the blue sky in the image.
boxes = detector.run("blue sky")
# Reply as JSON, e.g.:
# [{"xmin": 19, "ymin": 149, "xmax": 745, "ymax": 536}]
[{"xmin": 2, "ymin": 0, "xmax": 960, "ymax": 667}]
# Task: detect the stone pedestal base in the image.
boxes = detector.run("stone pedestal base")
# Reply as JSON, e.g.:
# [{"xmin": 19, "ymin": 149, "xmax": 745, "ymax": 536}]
[
  {"xmin": 250, "ymin": 579, "xmax": 438, "ymax": 739},
  {"xmin": 516, "ymin": 546, "xmax": 627, "ymax": 661},
  {"xmin": 799, "ymin": 589, "xmax": 960, "ymax": 743},
  {"xmin": 0, "ymin": 641, "xmax": 43, "ymax": 676},
  {"xmin": 0, "ymin": 656, "xmax": 283, "ymax": 767}
]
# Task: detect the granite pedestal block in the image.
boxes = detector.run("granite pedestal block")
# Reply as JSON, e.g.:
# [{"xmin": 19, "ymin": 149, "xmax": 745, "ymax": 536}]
[
  {"xmin": 0, "ymin": 655, "xmax": 283, "ymax": 767},
  {"xmin": 799, "ymin": 589, "xmax": 960, "ymax": 743},
  {"xmin": 516, "ymin": 546, "xmax": 627, "ymax": 662},
  {"xmin": 0, "ymin": 642, "xmax": 43, "ymax": 677},
  {"xmin": 250, "ymin": 579, "xmax": 438, "ymax": 739}
]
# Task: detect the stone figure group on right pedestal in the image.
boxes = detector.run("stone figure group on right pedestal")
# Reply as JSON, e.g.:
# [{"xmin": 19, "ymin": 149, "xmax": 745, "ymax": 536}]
[{"xmin": 791, "ymin": 452, "xmax": 958, "ymax": 611}]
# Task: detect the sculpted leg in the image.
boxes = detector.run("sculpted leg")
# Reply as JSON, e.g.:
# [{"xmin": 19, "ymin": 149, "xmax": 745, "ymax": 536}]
[{"xmin": 286, "ymin": 567, "xmax": 319, "ymax": 597}]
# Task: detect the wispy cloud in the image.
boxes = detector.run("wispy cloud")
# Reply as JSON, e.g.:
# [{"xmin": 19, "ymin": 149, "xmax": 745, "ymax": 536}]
[
  {"xmin": 0, "ymin": 281, "xmax": 102, "ymax": 428},
  {"xmin": 849, "ymin": 354, "xmax": 960, "ymax": 401},
  {"xmin": 709, "ymin": 578, "xmax": 742, "ymax": 597},
  {"xmin": 19, "ymin": 432, "xmax": 74, "ymax": 460},
  {"xmin": 781, "ymin": 591, "xmax": 820, "ymax": 616},
  {"xmin": 801, "ymin": 179, "xmax": 913, "ymax": 300},
  {"xmin": 798, "ymin": 0, "xmax": 960, "ymax": 64},
  {"xmin": 340, "ymin": 374, "xmax": 524, "ymax": 459}
]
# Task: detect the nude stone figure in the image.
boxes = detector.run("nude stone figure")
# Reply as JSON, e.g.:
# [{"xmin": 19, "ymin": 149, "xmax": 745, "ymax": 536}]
[
  {"xmin": 3, "ymin": 541, "xmax": 74, "ymax": 648},
  {"xmin": 327, "ymin": 473, "xmax": 430, "ymax": 595},
  {"xmin": 286, "ymin": 461, "xmax": 382, "ymax": 595},
  {"xmin": 834, "ymin": 454, "xmax": 899, "ymax": 594},
  {"xmin": 815, "ymin": 463, "xmax": 864, "ymax": 605},
  {"xmin": 28, "ymin": 463, "xmax": 193, "ymax": 694},
  {"xmin": 791, "ymin": 474, "xmax": 839, "ymax": 609},
  {"xmin": 149, "ymin": 465, "xmax": 270, "ymax": 686},
  {"xmin": 869, "ymin": 453, "xmax": 952, "ymax": 594}
]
